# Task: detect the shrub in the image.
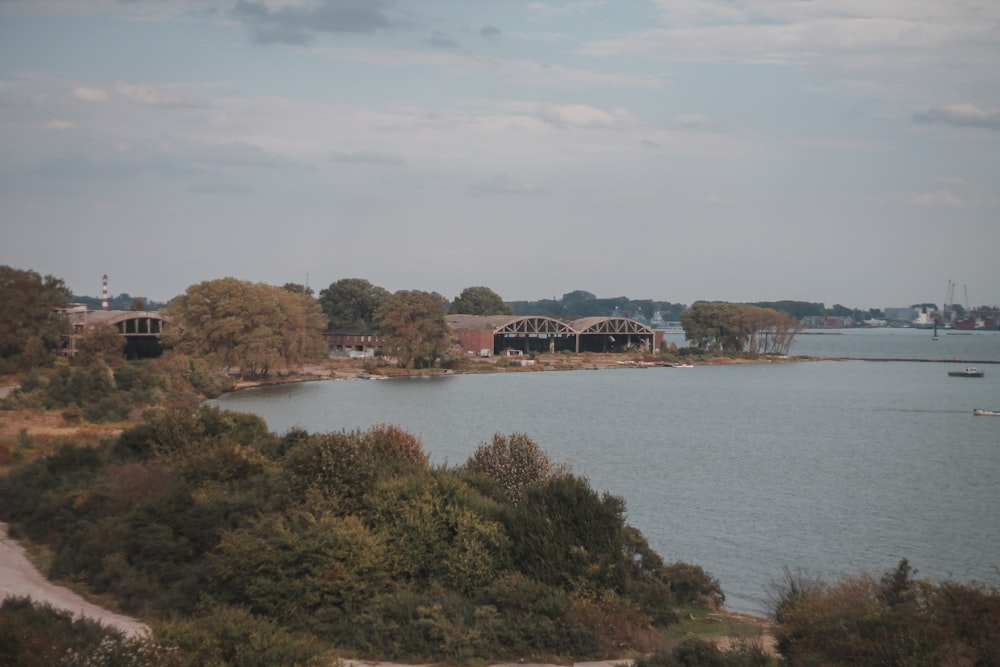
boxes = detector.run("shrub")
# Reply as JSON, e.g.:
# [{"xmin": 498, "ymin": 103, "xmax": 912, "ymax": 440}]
[
  {"xmin": 0, "ymin": 597, "xmax": 178, "ymax": 667},
  {"xmin": 464, "ymin": 432, "xmax": 570, "ymax": 505},
  {"xmin": 154, "ymin": 602, "xmax": 327, "ymax": 667},
  {"xmin": 770, "ymin": 559, "xmax": 1000, "ymax": 666},
  {"xmin": 506, "ymin": 474, "xmax": 627, "ymax": 592}
]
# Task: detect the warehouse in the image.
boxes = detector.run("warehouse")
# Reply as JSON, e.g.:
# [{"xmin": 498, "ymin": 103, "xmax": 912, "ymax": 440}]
[{"xmin": 446, "ymin": 314, "xmax": 663, "ymax": 356}]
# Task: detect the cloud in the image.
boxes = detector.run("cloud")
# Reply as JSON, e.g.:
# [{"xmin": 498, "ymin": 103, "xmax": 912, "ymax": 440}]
[
  {"xmin": 310, "ymin": 47, "xmax": 663, "ymax": 90},
  {"xmin": 480, "ymin": 25, "xmax": 501, "ymax": 39},
  {"xmin": 883, "ymin": 190, "xmax": 966, "ymax": 208},
  {"xmin": 115, "ymin": 82, "xmax": 210, "ymax": 108},
  {"xmin": 676, "ymin": 112, "xmax": 714, "ymax": 129},
  {"xmin": 913, "ymin": 104, "xmax": 1000, "ymax": 131},
  {"xmin": 474, "ymin": 173, "xmax": 549, "ymax": 196},
  {"xmin": 581, "ymin": 2, "xmax": 1000, "ymax": 90},
  {"xmin": 535, "ymin": 103, "xmax": 635, "ymax": 129},
  {"xmin": 43, "ymin": 119, "xmax": 77, "ymax": 130},
  {"xmin": 427, "ymin": 31, "xmax": 459, "ymax": 49},
  {"xmin": 73, "ymin": 86, "xmax": 109, "ymax": 103},
  {"xmin": 232, "ymin": 0, "xmax": 393, "ymax": 45},
  {"xmin": 329, "ymin": 149, "xmax": 406, "ymax": 165},
  {"xmin": 528, "ymin": 1, "xmax": 607, "ymax": 18}
]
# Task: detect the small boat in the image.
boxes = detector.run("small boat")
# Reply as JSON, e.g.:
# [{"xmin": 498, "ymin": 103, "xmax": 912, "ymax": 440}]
[
  {"xmin": 973, "ymin": 409, "xmax": 1000, "ymax": 416},
  {"xmin": 948, "ymin": 367, "xmax": 984, "ymax": 378}
]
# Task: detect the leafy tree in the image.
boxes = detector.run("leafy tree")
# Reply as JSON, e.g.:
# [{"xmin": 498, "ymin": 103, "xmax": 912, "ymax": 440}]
[
  {"xmin": 464, "ymin": 433, "xmax": 570, "ymax": 505},
  {"xmin": 73, "ymin": 323, "xmax": 126, "ymax": 366},
  {"xmin": 0, "ymin": 265, "xmax": 73, "ymax": 370},
  {"xmin": 749, "ymin": 300, "xmax": 825, "ymax": 319},
  {"xmin": 507, "ymin": 475, "xmax": 628, "ymax": 592},
  {"xmin": 318, "ymin": 278, "xmax": 389, "ymax": 330},
  {"xmin": 376, "ymin": 290, "xmax": 453, "ymax": 369},
  {"xmin": 682, "ymin": 302, "xmax": 800, "ymax": 354},
  {"xmin": 828, "ymin": 303, "xmax": 853, "ymax": 317},
  {"xmin": 207, "ymin": 510, "xmax": 389, "ymax": 626},
  {"xmin": 129, "ymin": 298, "xmax": 148, "ymax": 311},
  {"xmin": 281, "ymin": 282, "xmax": 314, "ymax": 296},
  {"xmin": 451, "ymin": 286, "xmax": 514, "ymax": 315},
  {"xmin": 162, "ymin": 278, "xmax": 326, "ymax": 379}
]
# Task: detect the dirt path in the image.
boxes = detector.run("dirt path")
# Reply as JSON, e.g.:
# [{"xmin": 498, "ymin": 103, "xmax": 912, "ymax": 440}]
[{"xmin": 0, "ymin": 522, "xmax": 149, "ymax": 638}]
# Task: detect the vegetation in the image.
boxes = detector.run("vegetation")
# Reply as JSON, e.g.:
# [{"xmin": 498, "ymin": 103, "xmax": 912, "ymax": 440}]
[
  {"xmin": 681, "ymin": 303, "xmax": 801, "ymax": 355},
  {"xmin": 0, "ymin": 597, "xmax": 171, "ymax": 667},
  {"xmin": 464, "ymin": 432, "xmax": 570, "ymax": 505},
  {"xmin": 0, "ymin": 409, "xmax": 725, "ymax": 663},
  {"xmin": 0, "ymin": 265, "xmax": 73, "ymax": 372},
  {"xmin": 376, "ymin": 289, "xmax": 454, "ymax": 369},
  {"xmin": 318, "ymin": 277, "xmax": 389, "ymax": 331},
  {"xmin": 162, "ymin": 277, "xmax": 326, "ymax": 379},
  {"xmin": 509, "ymin": 290, "xmax": 687, "ymax": 321},
  {"xmin": 71, "ymin": 292, "xmax": 168, "ymax": 312},
  {"xmin": 769, "ymin": 560, "xmax": 1000, "ymax": 666},
  {"xmin": 450, "ymin": 286, "xmax": 515, "ymax": 316}
]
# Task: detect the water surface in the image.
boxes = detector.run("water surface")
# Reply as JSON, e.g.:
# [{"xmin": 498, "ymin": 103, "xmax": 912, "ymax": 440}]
[{"xmin": 213, "ymin": 331, "xmax": 1000, "ymax": 614}]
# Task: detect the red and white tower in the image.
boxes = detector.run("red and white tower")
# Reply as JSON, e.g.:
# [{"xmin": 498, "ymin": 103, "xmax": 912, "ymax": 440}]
[{"xmin": 101, "ymin": 274, "xmax": 109, "ymax": 311}]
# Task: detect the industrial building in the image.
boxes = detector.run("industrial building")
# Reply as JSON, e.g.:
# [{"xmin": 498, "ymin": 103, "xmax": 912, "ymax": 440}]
[{"xmin": 446, "ymin": 314, "xmax": 663, "ymax": 357}]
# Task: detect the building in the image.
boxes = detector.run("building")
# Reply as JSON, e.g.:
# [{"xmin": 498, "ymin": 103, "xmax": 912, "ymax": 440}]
[
  {"xmin": 446, "ymin": 314, "xmax": 663, "ymax": 356},
  {"xmin": 59, "ymin": 307, "xmax": 166, "ymax": 359},
  {"xmin": 322, "ymin": 330, "xmax": 384, "ymax": 357}
]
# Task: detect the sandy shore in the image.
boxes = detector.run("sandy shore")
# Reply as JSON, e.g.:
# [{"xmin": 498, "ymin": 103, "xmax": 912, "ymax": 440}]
[{"xmin": 0, "ymin": 522, "xmax": 149, "ymax": 638}]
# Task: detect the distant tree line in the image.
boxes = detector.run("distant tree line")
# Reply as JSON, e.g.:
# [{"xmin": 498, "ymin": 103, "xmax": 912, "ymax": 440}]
[
  {"xmin": 509, "ymin": 290, "xmax": 687, "ymax": 321},
  {"xmin": 72, "ymin": 293, "xmax": 169, "ymax": 312}
]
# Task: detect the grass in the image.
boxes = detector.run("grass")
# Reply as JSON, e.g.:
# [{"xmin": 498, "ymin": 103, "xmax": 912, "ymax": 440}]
[{"xmin": 663, "ymin": 604, "xmax": 772, "ymax": 641}]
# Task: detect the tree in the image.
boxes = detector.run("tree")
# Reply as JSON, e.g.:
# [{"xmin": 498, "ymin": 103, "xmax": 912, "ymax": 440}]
[
  {"xmin": 318, "ymin": 278, "xmax": 389, "ymax": 330},
  {"xmin": 73, "ymin": 323, "xmax": 126, "ymax": 366},
  {"xmin": 0, "ymin": 266, "xmax": 73, "ymax": 370},
  {"xmin": 162, "ymin": 278, "xmax": 326, "ymax": 379},
  {"xmin": 464, "ymin": 433, "xmax": 569, "ymax": 505},
  {"xmin": 681, "ymin": 302, "xmax": 801, "ymax": 355},
  {"xmin": 451, "ymin": 286, "xmax": 514, "ymax": 316},
  {"xmin": 375, "ymin": 290, "xmax": 452, "ymax": 369},
  {"xmin": 281, "ymin": 282, "xmax": 314, "ymax": 297}
]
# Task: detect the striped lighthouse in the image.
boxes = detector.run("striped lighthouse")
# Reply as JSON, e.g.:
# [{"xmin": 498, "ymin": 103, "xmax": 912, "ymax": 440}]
[{"xmin": 102, "ymin": 274, "xmax": 109, "ymax": 311}]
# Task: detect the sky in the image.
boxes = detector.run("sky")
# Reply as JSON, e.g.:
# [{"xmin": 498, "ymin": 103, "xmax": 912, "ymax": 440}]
[{"xmin": 1, "ymin": 0, "xmax": 998, "ymax": 310}]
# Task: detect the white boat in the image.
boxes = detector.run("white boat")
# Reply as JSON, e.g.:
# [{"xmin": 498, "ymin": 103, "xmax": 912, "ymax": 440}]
[{"xmin": 973, "ymin": 409, "xmax": 1000, "ymax": 417}]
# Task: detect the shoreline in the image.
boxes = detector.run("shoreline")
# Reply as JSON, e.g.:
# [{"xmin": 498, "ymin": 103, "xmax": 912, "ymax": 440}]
[{"xmin": 223, "ymin": 352, "xmax": 998, "ymax": 396}]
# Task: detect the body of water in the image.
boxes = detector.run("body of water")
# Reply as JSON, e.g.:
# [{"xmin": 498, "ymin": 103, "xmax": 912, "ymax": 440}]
[{"xmin": 212, "ymin": 330, "xmax": 1000, "ymax": 615}]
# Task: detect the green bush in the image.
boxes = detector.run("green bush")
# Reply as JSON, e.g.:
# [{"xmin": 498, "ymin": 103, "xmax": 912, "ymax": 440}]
[
  {"xmin": 506, "ymin": 474, "xmax": 628, "ymax": 592},
  {"xmin": 154, "ymin": 602, "xmax": 326, "ymax": 667},
  {"xmin": 0, "ymin": 597, "xmax": 178, "ymax": 667}
]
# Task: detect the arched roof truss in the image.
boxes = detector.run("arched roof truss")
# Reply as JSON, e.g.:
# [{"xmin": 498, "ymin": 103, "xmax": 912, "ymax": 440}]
[
  {"xmin": 568, "ymin": 317, "xmax": 655, "ymax": 336},
  {"xmin": 494, "ymin": 316, "xmax": 576, "ymax": 336}
]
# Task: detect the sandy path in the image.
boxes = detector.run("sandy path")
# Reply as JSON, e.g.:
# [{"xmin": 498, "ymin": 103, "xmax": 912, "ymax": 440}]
[{"xmin": 0, "ymin": 522, "xmax": 149, "ymax": 638}]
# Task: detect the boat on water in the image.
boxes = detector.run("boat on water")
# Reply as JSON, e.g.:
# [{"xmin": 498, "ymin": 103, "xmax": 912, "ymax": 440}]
[
  {"xmin": 973, "ymin": 409, "xmax": 1000, "ymax": 416},
  {"xmin": 948, "ymin": 367, "xmax": 984, "ymax": 378},
  {"xmin": 664, "ymin": 362, "xmax": 694, "ymax": 368}
]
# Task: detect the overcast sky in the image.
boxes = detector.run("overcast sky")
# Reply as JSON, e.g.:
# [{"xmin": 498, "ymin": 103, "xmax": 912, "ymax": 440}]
[{"xmin": 2, "ymin": 1, "xmax": 998, "ymax": 309}]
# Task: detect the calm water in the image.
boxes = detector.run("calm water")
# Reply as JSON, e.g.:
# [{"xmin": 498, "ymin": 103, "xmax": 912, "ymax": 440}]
[{"xmin": 213, "ymin": 330, "xmax": 1000, "ymax": 615}]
